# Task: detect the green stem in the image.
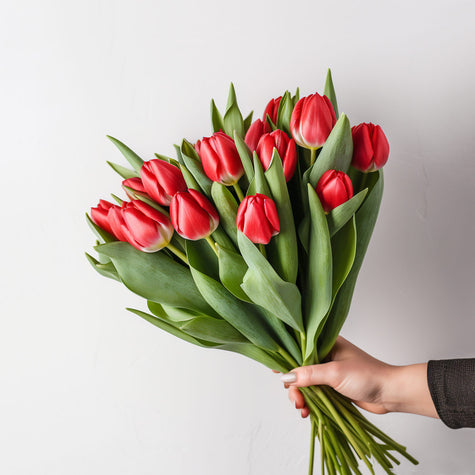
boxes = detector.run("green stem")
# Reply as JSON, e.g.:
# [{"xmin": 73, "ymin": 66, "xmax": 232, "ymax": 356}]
[
  {"xmin": 232, "ymin": 182, "xmax": 245, "ymax": 202},
  {"xmin": 258, "ymin": 243, "xmax": 267, "ymax": 258},
  {"xmin": 166, "ymin": 243, "xmax": 188, "ymax": 264},
  {"xmin": 308, "ymin": 418, "xmax": 316, "ymax": 475},
  {"xmin": 318, "ymin": 418, "xmax": 325, "ymax": 475},
  {"xmin": 205, "ymin": 235, "xmax": 219, "ymax": 257},
  {"xmin": 310, "ymin": 148, "xmax": 317, "ymax": 167}
]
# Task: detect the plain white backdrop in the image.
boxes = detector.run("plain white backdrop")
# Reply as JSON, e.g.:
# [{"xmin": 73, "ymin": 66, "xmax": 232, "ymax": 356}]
[{"xmin": 1, "ymin": 0, "xmax": 474, "ymax": 473}]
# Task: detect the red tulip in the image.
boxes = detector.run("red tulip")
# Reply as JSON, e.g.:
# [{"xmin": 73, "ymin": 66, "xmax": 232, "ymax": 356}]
[
  {"xmin": 236, "ymin": 193, "xmax": 280, "ymax": 244},
  {"xmin": 90, "ymin": 200, "xmax": 120, "ymax": 236},
  {"xmin": 263, "ymin": 96, "xmax": 282, "ymax": 123},
  {"xmin": 122, "ymin": 177, "xmax": 147, "ymax": 200},
  {"xmin": 107, "ymin": 200, "xmax": 174, "ymax": 252},
  {"xmin": 198, "ymin": 131, "xmax": 244, "ymax": 185},
  {"xmin": 170, "ymin": 189, "xmax": 219, "ymax": 240},
  {"xmin": 244, "ymin": 119, "xmax": 271, "ymax": 152},
  {"xmin": 316, "ymin": 170, "xmax": 353, "ymax": 213},
  {"xmin": 140, "ymin": 159, "xmax": 187, "ymax": 206},
  {"xmin": 351, "ymin": 123, "xmax": 389, "ymax": 172},
  {"xmin": 256, "ymin": 130, "xmax": 297, "ymax": 182},
  {"xmin": 290, "ymin": 93, "xmax": 336, "ymax": 149}
]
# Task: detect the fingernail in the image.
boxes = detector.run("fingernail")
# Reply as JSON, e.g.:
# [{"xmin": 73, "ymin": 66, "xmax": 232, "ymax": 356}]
[{"xmin": 281, "ymin": 372, "xmax": 297, "ymax": 383}]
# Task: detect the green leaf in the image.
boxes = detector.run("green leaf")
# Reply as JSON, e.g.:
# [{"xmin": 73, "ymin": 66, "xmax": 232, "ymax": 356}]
[
  {"xmin": 223, "ymin": 102, "xmax": 244, "ymax": 138},
  {"xmin": 174, "ymin": 144, "xmax": 185, "ymax": 166},
  {"xmin": 292, "ymin": 87, "xmax": 300, "ymax": 106},
  {"xmin": 185, "ymin": 239, "xmax": 219, "ymax": 281},
  {"xmin": 238, "ymin": 232, "xmax": 304, "ymax": 332},
  {"xmin": 154, "ymin": 153, "xmax": 177, "ymax": 165},
  {"xmin": 187, "ymin": 240, "xmax": 280, "ymax": 352},
  {"xmin": 211, "ymin": 182, "xmax": 239, "ymax": 247},
  {"xmin": 106, "ymin": 161, "xmax": 139, "ymax": 179},
  {"xmin": 210, "ymin": 99, "xmax": 225, "ymax": 133},
  {"xmin": 85, "ymin": 253, "xmax": 120, "ymax": 281},
  {"xmin": 110, "ymin": 193, "xmax": 123, "ymax": 206},
  {"xmin": 107, "ymin": 135, "xmax": 144, "ymax": 173},
  {"xmin": 86, "ymin": 213, "xmax": 115, "ymax": 243},
  {"xmin": 95, "ymin": 241, "xmax": 217, "ymax": 316},
  {"xmin": 304, "ymin": 185, "xmax": 332, "ymax": 362},
  {"xmin": 217, "ymin": 245, "xmax": 250, "ymax": 302},
  {"xmin": 308, "ymin": 114, "xmax": 353, "ymax": 187},
  {"xmin": 234, "ymin": 132, "xmax": 254, "ymax": 184},
  {"xmin": 127, "ymin": 308, "xmax": 219, "ymax": 348},
  {"xmin": 243, "ymin": 110, "xmax": 253, "ymax": 133},
  {"xmin": 122, "ymin": 188, "xmax": 169, "ymax": 216},
  {"xmin": 327, "ymin": 189, "xmax": 367, "ymax": 237},
  {"xmin": 265, "ymin": 150, "xmax": 299, "ymax": 283},
  {"xmin": 276, "ymin": 91, "xmax": 293, "ymax": 136},
  {"xmin": 181, "ymin": 316, "xmax": 248, "ymax": 344},
  {"xmin": 225, "ymin": 82, "xmax": 237, "ymax": 112},
  {"xmin": 252, "ymin": 152, "xmax": 272, "ymax": 196},
  {"xmin": 180, "ymin": 164, "xmax": 201, "ymax": 192},
  {"xmin": 317, "ymin": 170, "xmax": 384, "ymax": 360},
  {"xmin": 324, "ymin": 69, "xmax": 339, "ymax": 118},
  {"xmin": 180, "ymin": 139, "xmax": 213, "ymax": 196},
  {"xmin": 221, "ymin": 343, "xmax": 288, "ymax": 372}
]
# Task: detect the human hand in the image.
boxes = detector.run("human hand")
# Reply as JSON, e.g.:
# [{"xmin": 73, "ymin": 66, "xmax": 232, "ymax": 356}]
[{"xmin": 280, "ymin": 336, "xmax": 438, "ymax": 419}]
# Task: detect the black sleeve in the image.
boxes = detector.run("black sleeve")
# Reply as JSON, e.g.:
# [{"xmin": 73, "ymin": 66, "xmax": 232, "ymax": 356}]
[{"xmin": 427, "ymin": 359, "xmax": 475, "ymax": 429}]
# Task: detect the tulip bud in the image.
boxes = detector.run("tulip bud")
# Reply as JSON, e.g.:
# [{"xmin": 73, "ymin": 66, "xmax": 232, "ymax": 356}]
[
  {"xmin": 108, "ymin": 200, "xmax": 174, "ymax": 252},
  {"xmin": 315, "ymin": 170, "xmax": 353, "ymax": 213},
  {"xmin": 122, "ymin": 177, "xmax": 147, "ymax": 200},
  {"xmin": 90, "ymin": 199, "xmax": 120, "ymax": 236},
  {"xmin": 140, "ymin": 159, "xmax": 187, "ymax": 206},
  {"xmin": 236, "ymin": 193, "xmax": 280, "ymax": 244},
  {"xmin": 290, "ymin": 93, "xmax": 337, "ymax": 150},
  {"xmin": 256, "ymin": 130, "xmax": 297, "ymax": 182},
  {"xmin": 263, "ymin": 96, "xmax": 282, "ymax": 124},
  {"xmin": 244, "ymin": 119, "xmax": 271, "ymax": 152},
  {"xmin": 170, "ymin": 189, "xmax": 219, "ymax": 240},
  {"xmin": 198, "ymin": 131, "xmax": 244, "ymax": 185},
  {"xmin": 351, "ymin": 123, "xmax": 389, "ymax": 172}
]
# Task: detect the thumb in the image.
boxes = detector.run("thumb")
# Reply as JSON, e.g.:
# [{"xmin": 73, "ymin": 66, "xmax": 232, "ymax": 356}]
[{"xmin": 281, "ymin": 362, "xmax": 339, "ymax": 388}]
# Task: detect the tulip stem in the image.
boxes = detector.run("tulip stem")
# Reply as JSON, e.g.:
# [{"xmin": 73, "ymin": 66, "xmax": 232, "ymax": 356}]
[
  {"xmin": 232, "ymin": 183, "xmax": 245, "ymax": 202},
  {"xmin": 166, "ymin": 243, "xmax": 188, "ymax": 265},
  {"xmin": 205, "ymin": 236, "xmax": 219, "ymax": 257},
  {"xmin": 310, "ymin": 148, "xmax": 317, "ymax": 167},
  {"xmin": 259, "ymin": 243, "xmax": 267, "ymax": 258}
]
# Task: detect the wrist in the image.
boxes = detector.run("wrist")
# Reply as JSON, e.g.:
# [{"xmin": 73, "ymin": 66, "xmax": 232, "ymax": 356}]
[{"xmin": 381, "ymin": 363, "xmax": 439, "ymax": 418}]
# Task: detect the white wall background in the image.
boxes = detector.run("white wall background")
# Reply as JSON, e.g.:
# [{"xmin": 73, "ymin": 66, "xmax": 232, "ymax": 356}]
[{"xmin": 1, "ymin": 0, "xmax": 474, "ymax": 473}]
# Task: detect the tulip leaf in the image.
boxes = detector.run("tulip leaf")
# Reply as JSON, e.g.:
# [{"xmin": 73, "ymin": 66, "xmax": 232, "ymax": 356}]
[
  {"xmin": 211, "ymin": 182, "xmax": 239, "ymax": 247},
  {"xmin": 225, "ymin": 82, "xmax": 237, "ymax": 111},
  {"xmin": 220, "ymin": 343, "xmax": 288, "ymax": 372},
  {"xmin": 174, "ymin": 144, "xmax": 185, "ymax": 166},
  {"xmin": 223, "ymin": 102, "xmax": 244, "ymax": 138},
  {"xmin": 265, "ymin": 150, "xmax": 299, "ymax": 284},
  {"xmin": 252, "ymin": 152, "xmax": 272, "ymax": 196},
  {"xmin": 238, "ymin": 232, "xmax": 304, "ymax": 333},
  {"xmin": 217, "ymin": 245, "xmax": 250, "ymax": 302},
  {"xmin": 179, "ymin": 164, "xmax": 201, "ymax": 192},
  {"xmin": 317, "ymin": 170, "xmax": 384, "ymax": 361},
  {"xmin": 85, "ymin": 213, "xmax": 115, "ymax": 243},
  {"xmin": 185, "ymin": 237, "xmax": 219, "ymax": 281},
  {"xmin": 181, "ymin": 316, "xmax": 248, "ymax": 344},
  {"xmin": 292, "ymin": 87, "xmax": 300, "ymax": 106},
  {"xmin": 127, "ymin": 308, "xmax": 220, "ymax": 348},
  {"xmin": 95, "ymin": 241, "xmax": 217, "ymax": 316},
  {"xmin": 308, "ymin": 114, "xmax": 353, "ymax": 187},
  {"xmin": 304, "ymin": 184, "xmax": 333, "ymax": 362},
  {"xmin": 159, "ymin": 304, "xmax": 197, "ymax": 323},
  {"xmin": 327, "ymin": 189, "xmax": 367, "ymax": 237},
  {"xmin": 243, "ymin": 110, "xmax": 253, "ymax": 133},
  {"xmin": 210, "ymin": 99, "xmax": 225, "ymax": 133},
  {"xmin": 107, "ymin": 135, "xmax": 144, "ymax": 173},
  {"xmin": 211, "ymin": 227, "xmax": 236, "ymax": 252},
  {"xmin": 324, "ymin": 68, "xmax": 339, "ymax": 118},
  {"xmin": 111, "ymin": 194, "xmax": 124, "ymax": 206},
  {"xmin": 276, "ymin": 90, "xmax": 293, "ymax": 136},
  {"xmin": 106, "ymin": 161, "xmax": 139, "ymax": 179},
  {"xmin": 85, "ymin": 253, "xmax": 120, "ymax": 281},
  {"xmin": 180, "ymin": 139, "xmax": 213, "ymax": 196},
  {"xmin": 234, "ymin": 132, "xmax": 254, "ymax": 184},
  {"xmin": 186, "ymin": 240, "xmax": 280, "ymax": 352}
]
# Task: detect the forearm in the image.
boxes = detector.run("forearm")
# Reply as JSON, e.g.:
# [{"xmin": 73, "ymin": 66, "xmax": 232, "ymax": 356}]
[{"xmin": 381, "ymin": 363, "xmax": 439, "ymax": 418}]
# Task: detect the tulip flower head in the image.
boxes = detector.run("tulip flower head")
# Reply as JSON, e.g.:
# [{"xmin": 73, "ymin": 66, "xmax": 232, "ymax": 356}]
[
  {"xmin": 316, "ymin": 170, "xmax": 353, "ymax": 213},
  {"xmin": 351, "ymin": 123, "xmax": 389, "ymax": 172},
  {"xmin": 256, "ymin": 130, "xmax": 297, "ymax": 182},
  {"xmin": 263, "ymin": 96, "xmax": 282, "ymax": 124},
  {"xmin": 237, "ymin": 193, "xmax": 280, "ymax": 245},
  {"xmin": 108, "ymin": 200, "xmax": 174, "ymax": 252},
  {"xmin": 122, "ymin": 177, "xmax": 147, "ymax": 200},
  {"xmin": 90, "ymin": 199, "xmax": 120, "ymax": 236},
  {"xmin": 140, "ymin": 159, "xmax": 187, "ymax": 206},
  {"xmin": 244, "ymin": 119, "xmax": 271, "ymax": 152},
  {"xmin": 198, "ymin": 131, "xmax": 244, "ymax": 185},
  {"xmin": 170, "ymin": 189, "xmax": 219, "ymax": 240},
  {"xmin": 290, "ymin": 93, "xmax": 337, "ymax": 150}
]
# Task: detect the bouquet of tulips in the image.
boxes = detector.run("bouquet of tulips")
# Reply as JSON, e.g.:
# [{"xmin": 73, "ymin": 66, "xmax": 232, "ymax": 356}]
[{"xmin": 86, "ymin": 70, "xmax": 418, "ymax": 474}]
